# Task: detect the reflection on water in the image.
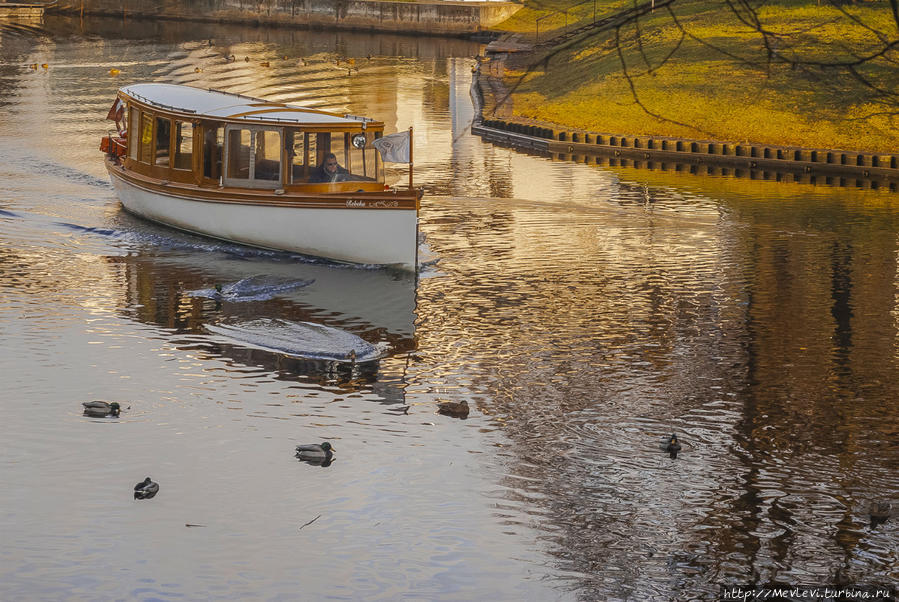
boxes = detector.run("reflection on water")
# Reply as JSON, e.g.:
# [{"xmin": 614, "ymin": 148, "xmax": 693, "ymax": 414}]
[
  {"xmin": 108, "ymin": 239, "xmax": 417, "ymax": 397},
  {"xmin": 1, "ymin": 15, "xmax": 897, "ymax": 601},
  {"xmin": 414, "ymin": 190, "xmax": 899, "ymax": 597}
]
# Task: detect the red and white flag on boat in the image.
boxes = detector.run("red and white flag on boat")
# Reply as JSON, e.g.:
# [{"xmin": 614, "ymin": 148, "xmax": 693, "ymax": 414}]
[
  {"xmin": 106, "ymin": 97, "xmax": 125, "ymax": 122},
  {"xmin": 371, "ymin": 130, "xmax": 410, "ymax": 163}
]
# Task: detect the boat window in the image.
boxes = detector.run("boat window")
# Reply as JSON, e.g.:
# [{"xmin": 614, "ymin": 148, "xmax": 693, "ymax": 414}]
[
  {"xmin": 254, "ymin": 130, "xmax": 281, "ymax": 182},
  {"xmin": 203, "ymin": 125, "xmax": 223, "ymax": 180},
  {"xmin": 330, "ymin": 134, "xmax": 348, "ymax": 177},
  {"xmin": 155, "ymin": 117, "xmax": 171, "ymax": 167},
  {"xmin": 353, "ymin": 132, "xmax": 383, "ymax": 180},
  {"xmin": 226, "ymin": 128, "xmax": 251, "ymax": 181},
  {"xmin": 312, "ymin": 133, "xmax": 344, "ymax": 174},
  {"xmin": 345, "ymin": 131, "xmax": 381, "ymax": 180},
  {"xmin": 128, "ymin": 107, "xmax": 139, "ymax": 161},
  {"xmin": 306, "ymin": 133, "xmax": 318, "ymax": 177},
  {"xmin": 174, "ymin": 121, "xmax": 192, "ymax": 171},
  {"xmin": 287, "ymin": 130, "xmax": 305, "ymax": 184},
  {"xmin": 139, "ymin": 113, "xmax": 153, "ymax": 163},
  {"xmin": 303, "ymin": 130, "xmax": 382, "ymax": 184}
]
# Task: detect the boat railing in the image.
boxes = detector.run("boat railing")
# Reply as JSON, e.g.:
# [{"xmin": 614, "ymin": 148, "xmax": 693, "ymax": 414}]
[
  {"xmin": 233, "ymin": 115, "xmax": 318, "ymax": 123},
  {"xmin": 101, "ymin": 128, "xmax": 127, "ymax": 159},
  {"xmin": 343, "ymin": 114, "xmax": 374, "ymax": 123},
  {"xmin": 127, "ymin": 91, "xmax": 197, "ymax": 114},
  {"xmin": 206, "ymin": 87, "xmax": 258, "ymax": 101}
]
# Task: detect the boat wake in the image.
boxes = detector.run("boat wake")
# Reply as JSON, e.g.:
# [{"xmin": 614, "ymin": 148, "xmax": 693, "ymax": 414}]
[
  {"xmin": 20, "ymin": 156, "xmax": 112, "ymax": 189},
  {"xmin": 57, "ymin": 223, "xmax": 121, "ymax": 238},
  {"xmin": 54, "ymin": 220, "xmax": 393, "ymax": 266},
  {"xmin": 191, "ymin": 275, "xmax": 315, "ymax": 302},
  {"xmin": 56, "ymin": 221, "xmax": 211, "ymax": 252},
  {"xmin": 205, "ymin": 319, "xmax": 387, "ymax": 363}
]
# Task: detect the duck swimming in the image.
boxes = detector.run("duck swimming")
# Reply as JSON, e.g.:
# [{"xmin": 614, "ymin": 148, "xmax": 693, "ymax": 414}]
[
  {"xmin": 661, "ymin": 433, "xmax": 682, "ymax": 459},
  {"xmin": 869, "ymin": 501, "xmax": 892, "ymax": 527},
  {"xmin": 134, "ymin": 477, "xmax": 159, "ymax": 499},
  {"xmin": 295, "ymin": 442, "xmax": 334, "ymax": 465},
  {"xmin": 82, "ymin": 401, "xmax": 121, "ymax": 417},
  {"xmin": 437, "ymin": 400, "xmax": 469, "ymax": 418}
]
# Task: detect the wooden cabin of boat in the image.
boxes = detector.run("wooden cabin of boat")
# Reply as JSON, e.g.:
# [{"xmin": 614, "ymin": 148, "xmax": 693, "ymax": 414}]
[
  {"xmin": 100, "ymin": 83, "xmax": 420, "ymax": 269},
  {"xmin": 103, "ymin": 83, "xmax": 417, "ymax": 195}
]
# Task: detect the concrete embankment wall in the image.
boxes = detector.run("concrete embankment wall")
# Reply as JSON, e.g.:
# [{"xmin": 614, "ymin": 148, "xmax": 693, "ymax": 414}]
[
  {"xmin": 0, "ymin": 3, "xmax": 47, "ymax": 19},
  {"xmin": 53, "ymin": 0, "xmax": 521, "ymax": 35}
]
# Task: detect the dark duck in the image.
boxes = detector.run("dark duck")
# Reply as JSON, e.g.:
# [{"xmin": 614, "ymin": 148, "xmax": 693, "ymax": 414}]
[
  {"xmin": 869, "ymin": 501, "xmax": 892, "ymax": 527},
  {"xmin": 82, "ymin": 401, "xmax": 121, "ymax": 417},
  {"xmin": 134, "ymin": 477, "xmax": 159, "ymax": 500},
  {"xmin": 437, "ymin": 400, "xmax": 469, "ymax": 418},
  {"xmin": 295, "ymin": 442, "xmax": 335, "ymax": 466},
  {"xmin": 661, "ymin": 433, "xmax": 682, "ymax": 459}
]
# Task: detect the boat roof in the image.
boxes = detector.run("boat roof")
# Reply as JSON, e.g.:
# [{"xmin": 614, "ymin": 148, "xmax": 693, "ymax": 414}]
[{"xmin": 119, "ymin": 83, "xmax": 378, "ymax": 127}]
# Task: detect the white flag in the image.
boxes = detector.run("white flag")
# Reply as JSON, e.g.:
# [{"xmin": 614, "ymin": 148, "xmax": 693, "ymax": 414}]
[{"xmin": 371, "ymin": 131, "xmax": 410, "ymax": 163}]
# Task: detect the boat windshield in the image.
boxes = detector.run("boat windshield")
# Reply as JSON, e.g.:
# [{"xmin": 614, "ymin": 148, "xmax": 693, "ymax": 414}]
[
  {"xmin": 286, "ymin": 129, "xmax": 383, "ymax": 185},
  {"xmin": 218, "ymin": 125, "xmax": 383, "ymax": 188}
]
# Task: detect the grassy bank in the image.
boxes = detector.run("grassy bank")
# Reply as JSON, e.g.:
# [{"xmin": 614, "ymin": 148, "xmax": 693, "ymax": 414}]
[{"xmin": 491, "ymin": 0, "xmax": 899, "ymax": 153}]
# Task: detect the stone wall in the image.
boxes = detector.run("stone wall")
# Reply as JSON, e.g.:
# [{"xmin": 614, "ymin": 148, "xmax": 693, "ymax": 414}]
[{"xmin": 54, "ymin": 0, "xmax": 522, "ymax": 35}]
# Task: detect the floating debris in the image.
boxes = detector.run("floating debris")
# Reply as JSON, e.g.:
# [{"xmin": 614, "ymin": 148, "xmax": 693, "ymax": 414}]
[{"xmin": 298, "ymin": 514, "xmax": 321, "ymax": 530}]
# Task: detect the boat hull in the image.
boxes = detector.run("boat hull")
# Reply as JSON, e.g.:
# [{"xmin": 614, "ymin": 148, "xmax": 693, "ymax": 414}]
[{"xmin": 106, "ymin": 163, "xmax": 419, "ymax": 270}]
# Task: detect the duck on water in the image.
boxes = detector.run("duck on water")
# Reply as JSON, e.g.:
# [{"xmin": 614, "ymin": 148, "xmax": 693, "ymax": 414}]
[
  {"xmin": 661, "ymin": 433, "xmax": 682, "ymax": 459},
  {"xmin": 296, "ymin": 442, "xmax": 335, "ymax": 466},
  {"xmin": 82, "ymin": 401, "xmax": 121, "ymax": 417},
  {"xmin": 134, "ymin": 477, "xmax": 159, "ymax": 499}
]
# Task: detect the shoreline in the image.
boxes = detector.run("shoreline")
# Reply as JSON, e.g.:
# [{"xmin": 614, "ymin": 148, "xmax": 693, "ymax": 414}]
[
  {"xmin": 478, "ymin": 0, "xmax": 897, "ymax": 168},
  {"xmin": 50, "ymin": 0, "xmax": 521, "ymax": 37},
  {"xmin": 470, "ymin": 63, "xmax": 899, "ymax": 192}
]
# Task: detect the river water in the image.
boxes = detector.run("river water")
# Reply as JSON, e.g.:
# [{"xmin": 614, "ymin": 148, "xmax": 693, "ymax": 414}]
[{"xmin": 1, "ymin": 15, "xmax": 896, "ymax": 601}]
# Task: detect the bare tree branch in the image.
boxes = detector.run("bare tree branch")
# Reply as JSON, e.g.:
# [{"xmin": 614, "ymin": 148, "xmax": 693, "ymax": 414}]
[
  {"xmin": 486, "ymin": 0, "xmax": 899, "ymax": 129},
  {"xmin": 613, "ymin": 25, "xmax": 712, "ymax": 135}
]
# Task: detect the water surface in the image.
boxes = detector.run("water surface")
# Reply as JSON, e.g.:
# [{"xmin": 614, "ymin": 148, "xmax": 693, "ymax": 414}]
[{"xmin": 0, "ymin": 15, "xmax": 897, "ymax": 601}]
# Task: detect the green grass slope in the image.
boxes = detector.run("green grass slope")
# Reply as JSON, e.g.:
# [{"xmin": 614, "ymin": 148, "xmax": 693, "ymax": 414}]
[{"xmin": 495, "ymin": 0, "xmax": 899, "ymax": 153}]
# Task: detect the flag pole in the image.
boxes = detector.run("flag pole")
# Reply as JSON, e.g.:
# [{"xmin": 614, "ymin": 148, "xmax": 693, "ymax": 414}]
[{"xmin": 408, "ymin": 126, "xmax": 413, "ymax": 191}]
